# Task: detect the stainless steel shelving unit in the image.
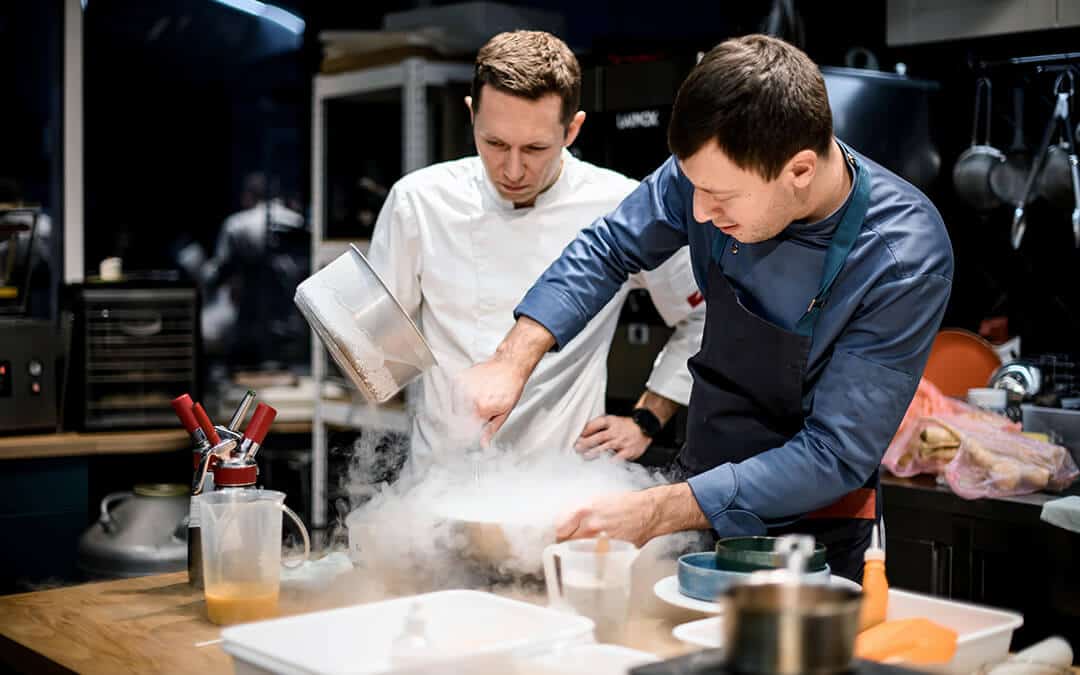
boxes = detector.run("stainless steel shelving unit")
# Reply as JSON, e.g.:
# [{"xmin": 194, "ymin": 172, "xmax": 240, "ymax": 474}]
[{"xmin": 308, "ymin": 58, "xmax": 473, "ymax": 533}]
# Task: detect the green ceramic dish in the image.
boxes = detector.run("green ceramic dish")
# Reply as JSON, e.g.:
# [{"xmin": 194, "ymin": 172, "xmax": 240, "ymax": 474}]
[{"xmin": 715, "ymin": 536, "xmax": 828, "ymax": 573}]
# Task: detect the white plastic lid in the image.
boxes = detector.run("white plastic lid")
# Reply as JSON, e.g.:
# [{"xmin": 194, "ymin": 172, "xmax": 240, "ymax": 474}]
[{"xmin": 967, "ymin": 387, "xmax": 1007, "ymax": 410}]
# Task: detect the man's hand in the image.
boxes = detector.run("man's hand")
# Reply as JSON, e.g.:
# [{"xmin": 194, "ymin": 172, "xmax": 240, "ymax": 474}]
[
  {"xmin": 454, "ymin": 356, "xmax": 529, "ymax": 447},
  {"xmin": 555, "ymin": 490, "xmax": 660, "ymax": 547},
  {"xmin": 555, "ymin": 483, "xmax": 711, "ymax": 547},
  {"xmin": 453, "ymin": 316, "xmax": 555, "ymax": 446},
  {"xmin": 575, "ymin": 415, "xmax": 651, "ymax": 461}
]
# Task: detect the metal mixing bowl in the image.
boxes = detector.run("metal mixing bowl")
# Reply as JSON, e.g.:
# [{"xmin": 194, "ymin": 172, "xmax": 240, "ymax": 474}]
[{"xmin": 294, "ymin": 244, "xmax": 436, "ymax": 403}]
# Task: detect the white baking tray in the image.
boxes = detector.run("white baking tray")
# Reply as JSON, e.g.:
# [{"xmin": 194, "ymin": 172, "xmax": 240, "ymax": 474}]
[{"xmin": 222, "ymin": 589, "xmax": 595, "ymax": 675}]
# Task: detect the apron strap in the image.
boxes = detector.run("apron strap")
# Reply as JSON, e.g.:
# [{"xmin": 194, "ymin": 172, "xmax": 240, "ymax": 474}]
[
  {"xmin": 708, "ymin": 147, "xmax": 873, "ymax": 339},
  {"xmin": 805, "ymin": 487, "xmax": 877, "ymax": 520},
  {"xmin": 794, "ymin": 151, "xmax": 872, "ymax": 337}
]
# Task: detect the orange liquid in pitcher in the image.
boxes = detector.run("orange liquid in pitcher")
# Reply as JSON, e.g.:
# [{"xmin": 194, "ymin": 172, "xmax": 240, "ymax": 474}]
[{"xmin": 205, "ymin": 582, "xmax": 279, "ymax": 625}]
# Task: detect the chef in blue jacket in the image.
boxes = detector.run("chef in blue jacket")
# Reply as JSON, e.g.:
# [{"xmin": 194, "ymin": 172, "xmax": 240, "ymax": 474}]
[{"xmin": 458, "ymin": 34, "xmax": 954, "ymax": 581}]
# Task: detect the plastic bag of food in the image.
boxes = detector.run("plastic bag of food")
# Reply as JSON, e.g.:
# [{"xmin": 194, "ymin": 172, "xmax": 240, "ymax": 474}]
[
  {"xmin": 882, "ymin": 378, "xmax": 1019, "ymax": 478},
  {"xmin": 938, "ymin": 413, "xmax": 1079, "ymax": 499}
]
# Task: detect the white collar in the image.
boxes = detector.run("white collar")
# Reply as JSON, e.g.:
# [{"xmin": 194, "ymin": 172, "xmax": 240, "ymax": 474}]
[{"xmin": 479, "ymin": 148, "xmax": 577, "ymax": 212}]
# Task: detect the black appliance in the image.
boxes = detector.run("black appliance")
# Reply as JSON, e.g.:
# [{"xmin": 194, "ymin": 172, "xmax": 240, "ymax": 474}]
[
  {"xmin": 630, "ymin": 649, "xmax": 927, "ymax": 675},
  {"xmin": 819, "ymin": 66, "xmax": 942, "ymax": 192},
  {"xmin": 65, "ymin": 280, "xmax": 200, "ymax": 430},
  {"xmin": 576, "ymin": 58, "xmax": 700, "ymax": 455},
  {"xmin": 0, "ymin": 318, "xmax": 58, "ymax": 433},
  {"xmin": 577, "ymin": 60, "xmax": 942, "ymax": 191},
  {"xmin": 0, "ymin": 206, "xmax": 58, "ymax": 434}
]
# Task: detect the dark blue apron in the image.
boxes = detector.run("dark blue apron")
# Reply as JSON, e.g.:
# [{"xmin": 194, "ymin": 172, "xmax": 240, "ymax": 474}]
[{"xmin": 673, "ymin": 148, "xmax": 877, "ymax": 582}]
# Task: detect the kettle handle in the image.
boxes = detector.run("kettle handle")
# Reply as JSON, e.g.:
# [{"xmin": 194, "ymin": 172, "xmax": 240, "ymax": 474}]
[{"xmin": 99, "ymin": 491, "xmax": 134, "ymax": 534}]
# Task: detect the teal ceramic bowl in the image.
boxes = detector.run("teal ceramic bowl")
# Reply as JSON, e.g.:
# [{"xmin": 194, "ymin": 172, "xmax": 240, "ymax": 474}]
[
  {"xmin": 676, "ymin": 552, "xmax": 831, "ymax": 602},
  {"xmin": 715, "ymin": 536, "xmax": 828, "ymax": 574}
]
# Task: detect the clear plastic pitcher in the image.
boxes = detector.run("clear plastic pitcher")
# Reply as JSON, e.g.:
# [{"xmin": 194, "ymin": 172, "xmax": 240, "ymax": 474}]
[
  {"xmin": 542, "ymin": 538, "xmax": 639, "ymax": 643},
  {"xmin": 198, "ymin": 489, "xmax": 309, "ymax": 625}
]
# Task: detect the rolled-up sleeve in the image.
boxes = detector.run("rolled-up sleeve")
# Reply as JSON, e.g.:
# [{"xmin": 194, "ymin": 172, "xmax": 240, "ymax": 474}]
[
  {"xmin": 687, "ymin": 271, "xmax": 952, "ymax": 536},
  {"xmin": 515, "ymin": 158, "xmax": 692, "ymax": 349}
]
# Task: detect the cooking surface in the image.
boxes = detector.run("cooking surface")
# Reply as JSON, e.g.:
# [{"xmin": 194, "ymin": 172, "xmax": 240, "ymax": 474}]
[{"xmin": 0, "ymin": 569, "xmax": 697, "ymax": 674}]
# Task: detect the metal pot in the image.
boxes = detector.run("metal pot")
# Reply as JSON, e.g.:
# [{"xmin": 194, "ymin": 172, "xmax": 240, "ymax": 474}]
[
  {"xmin": 954, "ymin": 77, "xmax": 1006, "ymax": 210},
  {"xmin": 722, "ymin": 535, "xmax": 862, "ymax": 675},
  {"xmin": 989, "ymin": 361, "xmax": 1044, "ymax": 403},
  {"xmin": 1036, "ymin": 73, "xmax": 1080, "ymax": 246},
  {"xmin": 294, "ymin": 243, "xmax": 437, "ymax": 403},
  {"xmin": 77, "ymin": 484, "xmax": 189, "ymax": 579},
  {"xmin": 990, "ymin": 87, "xmax": 1034, "ymax": 210},
  {"xmin": 1003, "ymin": 72, "xmax": 1080, "ymax": 249}
]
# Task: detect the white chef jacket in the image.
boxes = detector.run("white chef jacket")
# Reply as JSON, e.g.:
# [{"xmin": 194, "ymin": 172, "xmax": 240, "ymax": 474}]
[{"xmin": 366, "ymin": 151, "xmax": 705, "ymax": 456}]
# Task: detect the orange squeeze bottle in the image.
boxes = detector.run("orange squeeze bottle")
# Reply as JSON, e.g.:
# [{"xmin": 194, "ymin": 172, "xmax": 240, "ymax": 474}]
[{"xmin": 859, "ymin": 521, "xmax": 888, "ymax": 632}]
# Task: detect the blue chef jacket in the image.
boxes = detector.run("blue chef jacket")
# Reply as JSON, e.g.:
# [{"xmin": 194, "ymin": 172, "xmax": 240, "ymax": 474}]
[{"xmin": 514, "ymin": 144, "xmax": 954, "ymax": 535}]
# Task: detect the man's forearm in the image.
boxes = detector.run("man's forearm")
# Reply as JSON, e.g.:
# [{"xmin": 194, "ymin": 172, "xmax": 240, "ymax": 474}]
[
  {"xmin": 494, "ymin": 316, "xmax": 556, "ymax": 378},
  {"xmin": 634, "ymin": 389, "xmax": 680, "ymax": 426},
  {"xmin": 647, "ymin": 482, "xmax": 710, "ymax": 537}
]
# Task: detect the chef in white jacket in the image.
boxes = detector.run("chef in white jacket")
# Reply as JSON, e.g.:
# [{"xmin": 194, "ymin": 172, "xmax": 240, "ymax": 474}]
[{"xmin": 367, "ymin": 30, "xmax": 704, "ymax": 459}]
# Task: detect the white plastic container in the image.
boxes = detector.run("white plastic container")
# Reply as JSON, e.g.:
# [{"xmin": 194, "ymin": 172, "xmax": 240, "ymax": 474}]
[
  {"xmin": 221, "ymin": 589, "xmax": 595, "ymax": 675},
  {"xmin": 671, "ymin": 588, "xmax": 1023, "ymax": 675},
  {"xmin": 520, "ymin": 643, "xmax": 659, "ymax": 674},
  {"xmin": 889, "ymin": 589, "xmax": 1023, "ymax": 675}
]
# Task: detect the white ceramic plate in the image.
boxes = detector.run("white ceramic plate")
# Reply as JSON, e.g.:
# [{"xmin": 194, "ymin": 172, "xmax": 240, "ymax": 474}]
[
  {"xmin": 672, "ymin": 616, "xmax": 725, "ymax": 649},
  {"xmin": 652, "ymin": 575, "xmax": 725, "ymax": 614},
  {"xmin": 653, "ymin": 574, "xmax": 862, "ymax": 615}
]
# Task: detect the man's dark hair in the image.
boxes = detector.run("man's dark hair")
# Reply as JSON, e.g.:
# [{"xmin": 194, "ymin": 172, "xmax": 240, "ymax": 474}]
[
  {"xmin": 471, "ymin": 30, "xmax": 581, "ymax": 128},
  {"xmin": 668, "ymin": 34, "xmax": 833, "ymax": 180}
]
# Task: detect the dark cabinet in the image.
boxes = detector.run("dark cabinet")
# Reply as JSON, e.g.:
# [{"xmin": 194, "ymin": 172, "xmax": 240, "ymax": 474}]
[
  {"xmin": 887, "ymin": 536, "xmax": 952, "ymax": 597},
  {"xmin": 883, "ymin": 475, "xmax": 1080, "ymax": 658}
]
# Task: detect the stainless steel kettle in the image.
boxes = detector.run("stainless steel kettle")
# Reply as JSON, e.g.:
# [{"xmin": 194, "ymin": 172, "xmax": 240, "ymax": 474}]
[
  {"xmin": 722, "ymin": 535, "xmax": 862, "ymax": 675},
  {"xmin": 77, "ymin": 483, "xmax": 189, "ymax": 579}
]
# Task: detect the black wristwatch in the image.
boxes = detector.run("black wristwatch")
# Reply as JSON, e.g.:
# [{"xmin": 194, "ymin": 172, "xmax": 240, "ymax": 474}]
[{"xmin": 631, "ymin": 408, "xmax": 663, "ymax": 438}]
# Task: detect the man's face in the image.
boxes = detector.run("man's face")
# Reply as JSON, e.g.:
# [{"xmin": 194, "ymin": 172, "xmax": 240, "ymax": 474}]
[
  {"xmin": 470, "ymin": 85, "xmax": 583, "ymax": 207},
  {"xmin": 679, "ymin": 139, "xmax": 800, "ymax": 244}
]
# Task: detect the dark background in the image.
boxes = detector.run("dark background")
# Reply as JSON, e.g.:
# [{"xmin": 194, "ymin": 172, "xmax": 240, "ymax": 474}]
[{"xmin": 66, "ymin": 0, "xmax": 1080, "ymax": 355}]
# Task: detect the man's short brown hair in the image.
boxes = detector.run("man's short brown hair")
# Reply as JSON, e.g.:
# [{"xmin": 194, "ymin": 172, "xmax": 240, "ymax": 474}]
[
  {"xmin": 668, "ymin": 34, "xmax": 833, "ymax": 180},
  {"xmin": 471, "ymin": 30, "xmax": 581, "ymax": 128}
]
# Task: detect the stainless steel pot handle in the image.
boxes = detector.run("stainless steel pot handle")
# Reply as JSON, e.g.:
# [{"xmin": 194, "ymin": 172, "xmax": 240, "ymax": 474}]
[
  {"xmin": 1058, "ymin": 72, "xmax": 1080, "ymax": 247},
  {"xmin": 98, "ymin": 491, "xmax": 134, "ymax": 534},
  {"xmin": 1012, "ymin": 75, "xmax": 1074, "ymax": 249},
  {"xmin": 774, "ymin": 534, "xmax": 816, "ymax": 576},
  {"xmin": 972, "ymin": 77, "xmax": 993, "ymax": 146}
]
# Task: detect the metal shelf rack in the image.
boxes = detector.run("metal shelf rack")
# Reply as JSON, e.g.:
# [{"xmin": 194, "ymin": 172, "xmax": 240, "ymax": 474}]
[{"xmin": 309, "ymin": 57, "xmax": 473, "ymax": 534}]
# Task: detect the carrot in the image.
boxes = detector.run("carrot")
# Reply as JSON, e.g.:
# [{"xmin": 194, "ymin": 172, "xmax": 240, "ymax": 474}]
[{"xmin": 855, "ymin": 618, "xmax": 958, "ymax": 665}]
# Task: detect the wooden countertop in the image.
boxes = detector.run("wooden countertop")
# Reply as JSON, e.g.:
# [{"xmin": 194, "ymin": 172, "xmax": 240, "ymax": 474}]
[
  {"xmin": 0, "ymin": 422, "xmax": 313, "ymax": 461},
  {"xmin": 0, "ymin": 429, "xmax": 190, "ymax": 460},
  {"xmin": 0, "ymin": 570, "xmax": 696, "ymax": 674}
]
